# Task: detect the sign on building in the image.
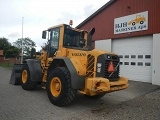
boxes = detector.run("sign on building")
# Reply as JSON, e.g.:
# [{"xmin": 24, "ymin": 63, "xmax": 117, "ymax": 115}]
[{"xmin": 114, "ymin": 11, "xmax": 148, "ymax": 34}]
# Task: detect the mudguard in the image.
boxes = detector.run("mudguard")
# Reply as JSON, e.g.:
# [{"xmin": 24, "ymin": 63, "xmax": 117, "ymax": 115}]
[
  {"xmin": 49, "ymin": 57, "xmax": 85, "ymax": 89},
  {"xmin": 25, "ymin": 59, "xmax": 42, "ymax": 82}
]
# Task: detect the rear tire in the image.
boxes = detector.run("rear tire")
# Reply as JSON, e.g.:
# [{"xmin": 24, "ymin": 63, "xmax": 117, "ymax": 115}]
[
  {"xmin": 46, "ymin": 67, "xmax": 77, "ymax": 106},
  {"xmin": 84, "ymin": 93, "xmax": 106, "ymax": 99},
  {"xmin": 20, "ymin": 64, "xmax": 37, "ymax": 90}
]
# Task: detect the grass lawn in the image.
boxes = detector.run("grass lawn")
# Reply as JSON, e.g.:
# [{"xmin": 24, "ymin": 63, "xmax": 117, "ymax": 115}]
[{"xmin": 0, "ymin": 63, "xmax": 14, "ymax": 68}]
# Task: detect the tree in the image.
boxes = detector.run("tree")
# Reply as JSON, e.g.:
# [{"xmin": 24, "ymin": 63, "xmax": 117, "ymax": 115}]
[
  {"xmin": 30, "ymin": 48, "xmax": 36, "ymax": 59},
  {"xmin": 13, "ymin": 37, "xmax": 36, "ymax": 56},
  {"xmin": 3, "ymin": 46, "xmax": 20, "ymax": 58},
  {"xmin": 3, "ymin": 46, "xmax": 20, "ymax": 65},
  {"xmin": 0, "ymin": 37, "xmax": 11, "ymax": 50}
]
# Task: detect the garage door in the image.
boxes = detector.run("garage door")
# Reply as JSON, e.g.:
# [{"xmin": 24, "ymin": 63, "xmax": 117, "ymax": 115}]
[{"xmin": 112, "ymin": 36, "xmax": 152, "ymax": 82}]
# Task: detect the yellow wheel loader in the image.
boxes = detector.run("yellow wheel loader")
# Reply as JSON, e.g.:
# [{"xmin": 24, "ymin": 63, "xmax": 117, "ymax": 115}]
[
  {"xmin": 128, "ymin": 15, "xmax": 146, "ymax": 26},
  {"xmin": 10, "ymin": 22, "xmax": 128, "ymax": 106}
]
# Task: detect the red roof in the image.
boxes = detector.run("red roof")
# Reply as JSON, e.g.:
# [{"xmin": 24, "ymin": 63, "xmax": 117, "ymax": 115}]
[{"xmin": 0, "ymin": 50, "xmax": 3, "ymax": 55}]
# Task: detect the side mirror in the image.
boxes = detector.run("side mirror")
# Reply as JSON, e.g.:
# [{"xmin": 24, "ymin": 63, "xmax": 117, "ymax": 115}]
[{"xmin": 42, "ymin": 31, "xmax": 47, "ymax": 39}]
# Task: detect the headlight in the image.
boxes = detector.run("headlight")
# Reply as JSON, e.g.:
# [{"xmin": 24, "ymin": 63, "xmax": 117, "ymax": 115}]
[
  {"xmin": 97, "ymin": 63, "xmax": 102, "ymax": 73},
  {"xmin": 107, "ymin": 55, "xmax": 111, "ymax": 59}
]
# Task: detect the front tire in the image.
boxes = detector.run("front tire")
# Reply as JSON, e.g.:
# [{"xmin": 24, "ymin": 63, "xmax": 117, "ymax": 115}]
[
  {"xmin": 46, "ymin": 67, "xmax": 77, "ymax": 106},
  {"xmin": 140, "ymin": 21, "xmax": 144, "ymax": 24},
  {"xmin": 132, "ymin": 22, "xmax": 136, "ymax": 26},
  {"xmin": 20, "ymin": 64, "xmax": 37, "ymax": 90}
]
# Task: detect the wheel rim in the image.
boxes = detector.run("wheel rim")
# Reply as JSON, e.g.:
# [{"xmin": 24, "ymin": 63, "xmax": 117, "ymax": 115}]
[
  {"xmin": 50, "ymin": 77, "xmax": 61, "ymax": 97},
  {"xmin": 22, "ymin": 70, "xmax": 28, "ymax": 83}
]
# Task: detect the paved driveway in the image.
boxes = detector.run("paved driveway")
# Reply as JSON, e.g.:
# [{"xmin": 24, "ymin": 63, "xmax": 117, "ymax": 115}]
[{"xmin": 0, "ymin": 67, "xmax": 160, "ymax": 120}]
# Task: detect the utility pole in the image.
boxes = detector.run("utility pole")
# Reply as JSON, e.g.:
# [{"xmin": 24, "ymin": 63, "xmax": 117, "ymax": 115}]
[{"xmin": 21, "ymin": 17, "xmax": 24, "ymax": 64}]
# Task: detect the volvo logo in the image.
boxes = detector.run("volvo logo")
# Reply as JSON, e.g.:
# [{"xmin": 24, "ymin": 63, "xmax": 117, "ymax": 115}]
[{"xmin": 72, "ymin": 53, "xmax": 86, "ymax": 57}]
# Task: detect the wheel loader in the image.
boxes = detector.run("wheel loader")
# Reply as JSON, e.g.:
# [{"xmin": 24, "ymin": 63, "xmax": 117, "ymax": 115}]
[{"xmin": 10, "ymin": 22, "xmax": 128, "ymax": 106}]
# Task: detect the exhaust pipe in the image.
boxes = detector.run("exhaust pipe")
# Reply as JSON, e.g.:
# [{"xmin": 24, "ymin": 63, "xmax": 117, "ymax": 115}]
[{"xmin": 87, "ymin": 28, "xmax": 95, "ymax": 49}]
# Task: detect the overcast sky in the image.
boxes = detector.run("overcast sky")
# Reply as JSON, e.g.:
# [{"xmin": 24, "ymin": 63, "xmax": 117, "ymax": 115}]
[{"xmin": 0, "ymin": 0, "xmax": 109, "ymax": 51}]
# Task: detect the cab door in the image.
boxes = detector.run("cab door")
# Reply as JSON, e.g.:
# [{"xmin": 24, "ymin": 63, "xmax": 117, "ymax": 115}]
[{"xmin": 49, "ymin": 27, "xmax": 60, "ymax": 57}]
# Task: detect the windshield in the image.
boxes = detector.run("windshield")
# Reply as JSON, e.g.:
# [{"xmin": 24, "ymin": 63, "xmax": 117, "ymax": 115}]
[{"xmin": 63, "ymin": 27, "xmax": 85, "ymax": 48}]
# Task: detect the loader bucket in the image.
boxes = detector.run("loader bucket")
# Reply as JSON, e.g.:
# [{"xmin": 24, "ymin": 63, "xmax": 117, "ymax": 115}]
[{"xmin": 10, "ymin": 64, "xmax": 23, "ymax": 85}]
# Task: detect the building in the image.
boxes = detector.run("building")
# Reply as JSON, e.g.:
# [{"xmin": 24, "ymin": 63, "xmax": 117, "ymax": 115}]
[
  {"xmin": 0, "ymin": 50, "xmax": 21, "ymax": 64},
  {"xmin": 77, "ymin": 0, "xmax": 160, "ymax": 85}
]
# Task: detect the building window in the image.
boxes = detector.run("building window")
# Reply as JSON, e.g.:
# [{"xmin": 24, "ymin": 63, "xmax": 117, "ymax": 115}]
[
  {"xmin": 145, "ymin": 62, "xmax": 151, "ymax": 66},
  {"xmin": 125, "ymin": 55, "xmax": 129, "ymax": 58},
  {"xmin": 120, "ymin": 62, "xmax": 123, "ymax": 65},
  {"xmin": 124, "ymin": 62, "xmax": 129, "ymax": 65},
  {"xmin": 131, "ymin": 62, "xmax": 136, "ymax": 65},
  {"xmin": 119, "ymin": 55, "xmax": 123, "ymax": 58},
  {"xmin": 138, "ymin": 62, "xmax": 143, "ymax": 66},
  {"xmin": 138, "ymin": 55, "xmax": 143, "ymax": 59},
  {"xmin": 131, "ymin": 55, "xmax": 136, "ymax": 58},
  {"xmin": 145, "ymin": 55, "xmax": 151, "ymax": 59}
]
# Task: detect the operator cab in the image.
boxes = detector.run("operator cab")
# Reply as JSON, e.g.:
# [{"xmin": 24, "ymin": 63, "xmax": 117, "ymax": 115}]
[{"xmin": 42, "ymin": 24, "xmax": 95, "ymax": 57}]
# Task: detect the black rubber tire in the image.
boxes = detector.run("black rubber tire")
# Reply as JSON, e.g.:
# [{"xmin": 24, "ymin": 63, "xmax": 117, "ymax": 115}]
[
  {"xmin": 20, "ymin": 64, "xmax": 37, "ymax": 90},
  {"xmin": 132, "ymin": 22, "xmax": 136, "ymax": 26},
  {"xmin": 140, "ymin": 21, "xmax": 144, "ymax": 24},
  {"xmin": 46, "ymin": 67, "xmax": 77, "ymax": 106},
  {"xmin": 84, "ymin": 93, "xmax": 106, "ymax": 99}
]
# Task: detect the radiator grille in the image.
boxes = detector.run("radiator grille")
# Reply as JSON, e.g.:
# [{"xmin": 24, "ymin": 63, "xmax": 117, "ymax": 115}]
[{"xmin": 86, "ymin": 54, "xmax": 95, "ymax": 77}]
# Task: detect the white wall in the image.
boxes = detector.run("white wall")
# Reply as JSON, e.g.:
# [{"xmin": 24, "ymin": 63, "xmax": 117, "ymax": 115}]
[
  {"xmin": 95, "ymin": 39, "xmax": 111, "ymax": 52},
  {"xmin": 152, "ymin": 33, "xmax": 160, "ymax": 85}
]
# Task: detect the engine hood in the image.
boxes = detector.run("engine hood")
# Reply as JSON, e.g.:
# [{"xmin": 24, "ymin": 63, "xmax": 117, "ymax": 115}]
[{"xmin": 88, "ymin": 49, "xmax": 117, "ymax": 57}]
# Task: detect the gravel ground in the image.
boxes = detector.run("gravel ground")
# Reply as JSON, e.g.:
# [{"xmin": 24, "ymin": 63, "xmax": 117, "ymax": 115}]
[
  {"xmin": 82, "ymin": 89, "xmax": 160, "ymax": 120},
  {"xmin": 0, "ymin": 66, "xmax": 160, "ymax": 120}
]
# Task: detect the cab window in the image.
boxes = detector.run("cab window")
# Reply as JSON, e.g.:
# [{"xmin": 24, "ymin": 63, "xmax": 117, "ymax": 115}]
[
  {"xmin": 49, "ymin": 27, "xmax": 60, "ymax": 57},
  {"xmin": 64, "ymin": 27, "xmax": 85, "ymax": 48}
]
